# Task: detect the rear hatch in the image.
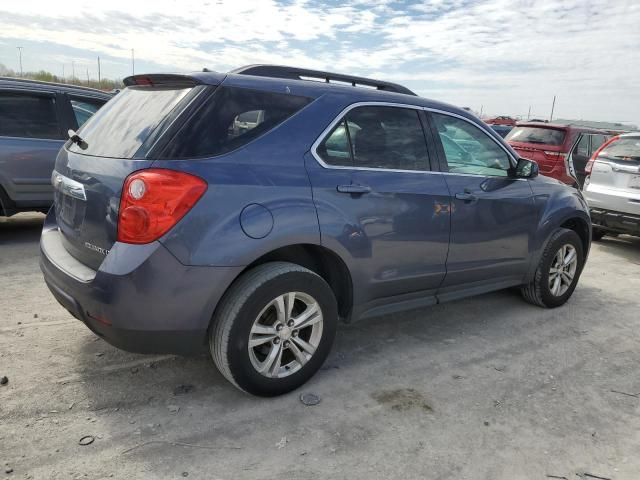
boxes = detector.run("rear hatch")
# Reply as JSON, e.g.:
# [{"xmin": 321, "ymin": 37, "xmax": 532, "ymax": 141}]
[
  {"xmin": 589, "ymin": 136, "xmax": 640, "ymax": 197},
  {"xmin": 505, "ymin": 125, "xmax": 568, "ymax": 174},
  {"xmin": 53, "ymin": 76, "xmax": 209, "ymax": 270}
]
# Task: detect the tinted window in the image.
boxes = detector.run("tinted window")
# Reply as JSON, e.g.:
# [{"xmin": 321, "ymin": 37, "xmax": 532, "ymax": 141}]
[
  {"xmin": 432, "ymin": 112, "xmax": 511, "ymax": 177},
  {"xmin": 598, "ymin": 137, "xmax": 640, "ymax": 160},
  {"xmin": 69, "ymin": 86, "xmax": 193, "ymax": 158},
  {"xmin": 70, "ymin": 97, "xmax": 106, "ymax": 128},
  {"xmin": 575, "ymin": 134, "xmax": 589, "ymax": 157},
  {"xmin": 318, "ymin": 106, "xmax": 429, "ymax": 171},
  {"xmin": 0, "ymin": 92, "xmax": 61, "ymax": 139},
  {"xmin": 162, "ymin": 87, "xmax": 311, "ymax": 159},
  {"xmin": 590, "ymin": 134, "xmax": 607, "ymax": 155},
  {"xmin": 505, "ymin": 127, "xmax": 566, "ymax": 146}
]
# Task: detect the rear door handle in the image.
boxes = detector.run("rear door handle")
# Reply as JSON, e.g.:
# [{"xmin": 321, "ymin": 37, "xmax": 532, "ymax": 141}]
[
  {"xmin": 455, "ymin": 191, "xmax": 478, "ymax": 202},
  {"xmin": 337, "ymin": 184, "xmax": 371, "ymax": 195}
]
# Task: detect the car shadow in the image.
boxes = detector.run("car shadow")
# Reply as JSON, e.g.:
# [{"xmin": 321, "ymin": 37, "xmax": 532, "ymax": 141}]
[
  {"xmin": 0, "ymin": 212, "xmax": 45, "ymax": 246},
  {"xmin": 592, "ymin": 234, "xmax": 640, "ymax": 263}
]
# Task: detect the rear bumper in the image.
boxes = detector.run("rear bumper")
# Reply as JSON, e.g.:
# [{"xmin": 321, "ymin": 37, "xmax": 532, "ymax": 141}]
[
  {"xmin": 39, "ymin": 208, "xmax": 243, "ymax": 355},
  {"xmin": 589, "ymin": 208, "xmax": 640, "ymax": 236}
]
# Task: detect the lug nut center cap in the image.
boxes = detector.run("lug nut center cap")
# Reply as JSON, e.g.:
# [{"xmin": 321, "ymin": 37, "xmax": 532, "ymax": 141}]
[{"xmin": 279, "ymin": 326, "xmax": 292, "ymax": 340}]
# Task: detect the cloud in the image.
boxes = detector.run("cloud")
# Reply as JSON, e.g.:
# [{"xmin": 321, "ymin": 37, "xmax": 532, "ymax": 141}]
[{"xmin": 0, "ymin": 0, "xmax": 638, "ymax": 123}]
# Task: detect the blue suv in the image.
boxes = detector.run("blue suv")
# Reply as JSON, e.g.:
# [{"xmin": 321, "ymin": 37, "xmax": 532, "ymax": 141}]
[{"xmin": 40, "ymin": 65, "xmax": 591, "ymax": 396}]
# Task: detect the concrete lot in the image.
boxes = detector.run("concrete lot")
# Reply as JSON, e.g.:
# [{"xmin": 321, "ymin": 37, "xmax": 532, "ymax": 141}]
[{"xmin": 1, "ymin": 212, "xmax": 639, "ymax": 480}]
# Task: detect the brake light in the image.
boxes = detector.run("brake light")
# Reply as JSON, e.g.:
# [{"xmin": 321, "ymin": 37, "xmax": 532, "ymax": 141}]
[
  {"xmin": 543, "ymin": 151, "xmax": 567, "ymax": 161},
  {"xmin": 585, "ymin": 135, "xmax": 620, "ymax": 175},
  {"xmin": 117, "ymin": 169, "xmax": 207, "ymax": 244}
]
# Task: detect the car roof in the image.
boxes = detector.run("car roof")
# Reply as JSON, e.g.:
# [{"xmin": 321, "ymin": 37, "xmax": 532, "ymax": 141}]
[
  {"xmin": 515, "ymin": 121, "xmax": 604, "ymax": 134},
  {"xmin": 0, "ymin": 76, "xmax": 112, "ymax": 99}
]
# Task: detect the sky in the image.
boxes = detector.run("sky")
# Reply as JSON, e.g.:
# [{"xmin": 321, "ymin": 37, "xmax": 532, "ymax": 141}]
[{"xmin": 0, "ymin": 0, "xmax": 639, "ymax": 125}]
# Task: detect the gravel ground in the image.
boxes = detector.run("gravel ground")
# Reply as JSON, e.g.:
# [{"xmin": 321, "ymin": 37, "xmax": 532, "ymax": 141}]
[{"xmin": 1, "ymin": 212, "xmax": 639, "ymax": 480}]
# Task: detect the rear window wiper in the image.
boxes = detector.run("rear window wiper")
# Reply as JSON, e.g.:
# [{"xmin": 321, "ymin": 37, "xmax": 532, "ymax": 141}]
[{"xmin": 68, "ymin": 129, "xmax": 88, "ymax": 150}]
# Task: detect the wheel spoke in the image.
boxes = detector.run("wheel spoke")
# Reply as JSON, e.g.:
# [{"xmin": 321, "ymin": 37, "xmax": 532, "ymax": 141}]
[
  {"xmin": 274, "ymin": 295, "xmax": 287, "ymax": 323},
  {"xmin": 563, "ymin": 247, "xmax": 576, "ymax": 266},
  {"xmin": 288, "ymin": 340, "xmax": 308, "ymax": 367},
  {"xmin": 292, "ymin": 303, "xmax": 321, "ymax": 329},
  {"xmin": 251, "ymin": 323, "xmax": 276, "ymax": 335},
  {"xmin": 551, "ymin": 275, "xmax": 562, "ymax": 295},
  {"xmin": 259, "ymin": 342, "xmax": 283, "ymax": 376},
  {"xmin": 249, "ymin": 335, "xmax": 277, "ymax": 348},
  {"xmin": 292, "ymin": 336, "xmax": 316, "ymax": 355},
  {"xmin": 562, "ymin": 271, "xmax": 574, "ymax": 283}
]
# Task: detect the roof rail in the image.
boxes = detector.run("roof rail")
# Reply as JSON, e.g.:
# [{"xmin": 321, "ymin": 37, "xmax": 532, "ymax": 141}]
[{"xmin": 230, "ymin": 65, "xmax": 416, "ymax": 96}]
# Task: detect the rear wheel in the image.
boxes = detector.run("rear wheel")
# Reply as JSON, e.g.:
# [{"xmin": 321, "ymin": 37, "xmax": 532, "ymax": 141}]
[
  {"xmin": 210, "ymin": 262, "xmax": 338, "ymax": 396},
  {"xmin": 521, "ymin": 228, "xmax": 584, "ymax": 308}
]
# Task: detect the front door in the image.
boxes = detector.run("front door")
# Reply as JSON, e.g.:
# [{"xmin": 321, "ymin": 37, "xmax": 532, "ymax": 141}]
[
  {"xmin": 306, "ymin": 104, "xmax": 451, "ymax": 315},
  {"xmin": 428, "ymin": 111, "xmax": 537, "ymax": 301}
]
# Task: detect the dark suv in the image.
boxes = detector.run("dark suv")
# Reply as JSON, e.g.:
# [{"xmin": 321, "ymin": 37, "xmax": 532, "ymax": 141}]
[
  {"xmin": 0, "ymin": 77, "xmax": 111, "ymax": 216},
  {"xmin": 40, "ymin": 65, "xmax": 591, "ymax": 396}
]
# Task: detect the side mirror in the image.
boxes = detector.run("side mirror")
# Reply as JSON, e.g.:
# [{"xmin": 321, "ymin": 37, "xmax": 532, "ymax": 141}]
[{"xmin": 514, "ymin": 157, "xmax": 538, "ymax": 178}]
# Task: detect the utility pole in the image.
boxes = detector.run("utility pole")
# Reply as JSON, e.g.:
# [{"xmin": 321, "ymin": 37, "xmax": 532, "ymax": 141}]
[
  {"xmin": 17, "ymin": 47, "xmax": 23, "ymax": 76},
  {"xmin": 72, "ymin": 60, "xmax": 76, "ymax": 80},
  {"xmin": 131, "ymin": 49, "xmax": 135, "ymax": 75},
  {"xmin": 527, "ymin": 105, "xmax": 531, "ymax": 120},
  {"xmin": 480, "ymin": 105, "xmax": 483, "ymax": 117},
  {"xmin": 97, "ymin": 56, "xmax": 101, "ymax": 84},
  {"xmin": 86, "ymin": 68, "xmax": 90, "ymax": 84},
  {"xmin": 550, "ymin": 95, "xmax": 556, "ymax": 122},
  {"xmin": 62, "ymin": 64, "xmax": 65, "ymax": 82}
]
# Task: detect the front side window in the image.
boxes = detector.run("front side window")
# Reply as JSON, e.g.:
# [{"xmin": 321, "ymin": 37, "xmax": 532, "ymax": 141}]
[
  {"xmin": 161, "ymin": 87, "xmax": 311, "ymax": 159},
  {"xmin": 70, "ymin": 97, "xmax": 106, "ymax": 128},
  {"xmin": 317, "ymin": 105, "xmax": 429, "ymax": 171},
  {"xmin": 0, "ymin": 92, "xmax": 61, "ymax": 139},
  {"xmin": 431, "ymin": 112, "xmax": 512, "ymax": 177},
  {"xmin": 575, "ymin": 134, "xmax": 590, "ymax": 157}
]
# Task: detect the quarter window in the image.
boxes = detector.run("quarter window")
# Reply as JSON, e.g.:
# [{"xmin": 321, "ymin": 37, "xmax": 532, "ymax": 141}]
[
  {"xmin": 317, "ymin": 106, "xmax": 429, "ymax": 171},
  {"xmin": 0, "ymin": 92, "xmax": 61, "ymax": 139},
  {"xmin": 70, "ymin": 97, "xmax": 106, "ymax": 128},
  {"xmin": 431, "ymin": 112, "xmax": 512, "ymax": 177}
]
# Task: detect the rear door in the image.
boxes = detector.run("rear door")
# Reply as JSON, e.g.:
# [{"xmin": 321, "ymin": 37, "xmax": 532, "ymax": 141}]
[
  {"xmin": 0, "ymin": 89, "xmax": 66, "ymax": 207},
  {"xmin": 428, "ymin": 111, "xmax": 537, "ymax": 300},
  {"xmin": 306, "ymin": 104, "xmax": 451, "ymax": 314}
]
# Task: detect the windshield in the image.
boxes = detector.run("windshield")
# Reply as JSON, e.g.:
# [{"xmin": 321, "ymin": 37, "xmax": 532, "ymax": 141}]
[
  {"xmin": 599, "ymin": 137, "xmax": 640, "ymax": 160},
  {"xmin": 505, "ymin": 127, "xmax": 566, "ymax": 146},
  {"xmin": 68, "ymin": 86, "xmax": 193, "ymax": 158}
]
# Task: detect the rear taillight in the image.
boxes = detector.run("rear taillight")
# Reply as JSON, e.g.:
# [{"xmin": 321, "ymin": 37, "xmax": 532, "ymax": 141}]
[
  {"xmin": 585, "ymin": 135, "xmax": 620, "ymax": 175},
  {"xmin": 117, "ymin": 169, "xmax": 207, "ymax": 244},
  {"xmin": 543, "ymin": 151, "xmax": 567, "ymax": 162}
]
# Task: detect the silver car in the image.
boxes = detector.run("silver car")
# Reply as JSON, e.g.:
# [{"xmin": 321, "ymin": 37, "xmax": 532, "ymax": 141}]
[{"xmin": 584, "ymin": 132, "xmax": 640, "ymax": 240}]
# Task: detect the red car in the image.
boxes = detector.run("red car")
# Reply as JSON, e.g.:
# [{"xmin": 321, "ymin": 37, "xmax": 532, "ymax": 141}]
[
  {"xmin": 505, "ymin": 122, "xmax": 609, "ymax": 186},
  {"xmin": 485, "ymin": 115, "xmax": 517, "ymax": 126}
]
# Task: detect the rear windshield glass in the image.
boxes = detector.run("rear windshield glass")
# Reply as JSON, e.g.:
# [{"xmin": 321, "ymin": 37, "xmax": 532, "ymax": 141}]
[
  {"xmin": 68, "ymin": 86, "xmax": 192, "ymax": 158},
  {"xmin": 159, "ymin": 86, "xmax": 311, "ymax": 159},
  {"xmin": 505, "ymin": 127, "xmax": 566, "ymax": 146},
  {"xmin": 599, "ymin": 137, "xmax": 640, "ymax": 160}
]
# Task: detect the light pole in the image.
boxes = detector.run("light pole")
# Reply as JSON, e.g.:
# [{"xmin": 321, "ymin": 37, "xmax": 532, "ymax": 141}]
[
  {"xmin": 131, "ymin": 49, "xmax": 135, "ymax": 75},
  {"xmin": 17, "ymin": 47, "xmax": 23, "ymax": 77},
  {"xmin": 97, "ymin": 56, "xmax": 101, "ymax": 84}
]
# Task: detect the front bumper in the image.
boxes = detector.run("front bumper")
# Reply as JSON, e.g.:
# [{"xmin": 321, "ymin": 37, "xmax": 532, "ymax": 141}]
[
  {"xmin": 39, "ymin": 208, "xmax": 243, "ymax": 355},
  {"xmin": 590, "ymin": 208, "xmax": 640, "ymax": 236}
]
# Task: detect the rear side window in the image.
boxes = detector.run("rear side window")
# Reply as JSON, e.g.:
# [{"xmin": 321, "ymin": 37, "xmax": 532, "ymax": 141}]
[
  {"xmin": 590, "ymin": 134, "xmax": 607, "ymax": 155},
  {"xmin": 505, "ymin": 127, "xmax": 566, "ymax": 146},
  {"xmin": 68, "ymin": 86, "xmax": 193, "ymax": 158},
  {"xmin": 161, "ymin": 87, "xmax": 311, "ymax": 159},
  {"xmin": 0, "ymin": 92, "xmax": 61, "ymax": 139},
  {"xmin": 317, "ymin": 106, "xmax": 429, "ymax": 171},
  {"xmin": 70, "ymin": 97, "xmax": 106, "ymax": 128}
]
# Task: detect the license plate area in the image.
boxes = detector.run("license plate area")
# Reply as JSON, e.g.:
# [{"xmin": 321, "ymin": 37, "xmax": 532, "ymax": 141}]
[{"xmin": 629, "ymin": 175, "xmax": 640, "ymax": 189}]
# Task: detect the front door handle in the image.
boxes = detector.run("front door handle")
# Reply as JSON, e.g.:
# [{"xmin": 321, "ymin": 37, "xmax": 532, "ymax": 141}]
[
  {"xmin": 455, "ymin": 191, "xmax": 478, "ymax": 203},
  {"xmin": 337, "ymin": 184, "xmax": 371, "ymax": 195}
]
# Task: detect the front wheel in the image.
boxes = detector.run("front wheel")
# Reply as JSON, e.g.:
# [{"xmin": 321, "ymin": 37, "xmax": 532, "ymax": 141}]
[
  {"xmin": 521, "ymin": 228, "xmax": 585, "ymax": 308},
  {"xmin": 210, "ymin": 262, "xmax": 338, "ymax": 396}
]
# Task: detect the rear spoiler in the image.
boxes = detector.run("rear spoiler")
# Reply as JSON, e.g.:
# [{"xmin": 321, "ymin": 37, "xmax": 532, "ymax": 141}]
[{"xmin": 123, "ymin": 74, "xmax": 204, "ymax": 88}]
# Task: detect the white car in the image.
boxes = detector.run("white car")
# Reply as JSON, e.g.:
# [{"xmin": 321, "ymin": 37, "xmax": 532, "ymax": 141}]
[{"xmin": 584, "ymin": 132, "xmax": 640, "ymax": 240}]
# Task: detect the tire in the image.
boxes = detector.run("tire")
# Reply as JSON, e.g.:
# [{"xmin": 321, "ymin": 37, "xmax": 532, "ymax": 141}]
[
  {"xmin": 521, "ymin": 228, "xmax": 584, "ymax": 308},
  {"xmin": 210, "ymin": 262, "xmax": 338, "ymax": 396},
  {"xmin": 592, "ymin": 228, "xmax": 606, "ymax": 241}
]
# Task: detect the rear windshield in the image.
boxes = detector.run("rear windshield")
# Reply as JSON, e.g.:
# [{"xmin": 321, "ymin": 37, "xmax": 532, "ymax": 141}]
[
  {"xmin": 68, "ymin": 86, "xmax": 193, "ymax": 158},
  {"xmin": 505, "ymin": 127, "xmax": 566, "ymax": 146},
  {"xmin": 159, "ymin": 86, "xmax": 311, "ymax": 159},
  {"xmin": 598, "ymin": 137, "xmax": 640, "ymax": 160}
]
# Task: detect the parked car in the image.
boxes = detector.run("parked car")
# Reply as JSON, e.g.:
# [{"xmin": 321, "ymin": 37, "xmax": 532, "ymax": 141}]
[
  {"xmin": 584, "ymin": 133, "xmax": 640, "ymax": 239},
  {"xmin": 505, "ymin": 122, "xmax": 608, "ymax": 186},
  {"xmin": 40, "ymin": 65, "xmax": 591, "ymax": 396},
  {"xmin": 0, "ymin": 77, "xmax": 111, "ymax": 216},
  {"xmin": 485, "ymin": 115, "xmax": 517, "ymax": 126},
  {"xmin": 488, "ymin": 124, "xmax": 514, "ymax": 138}
]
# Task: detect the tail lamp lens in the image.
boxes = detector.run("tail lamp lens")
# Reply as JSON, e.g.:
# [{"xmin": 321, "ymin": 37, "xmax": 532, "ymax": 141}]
[{"xmin": 117, "ymin": 169, "xmax": 207, "ymax": 244}]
